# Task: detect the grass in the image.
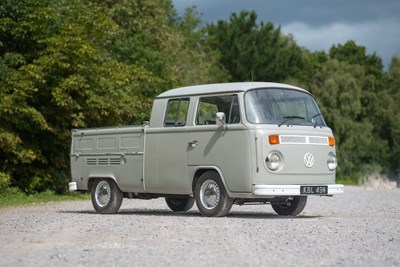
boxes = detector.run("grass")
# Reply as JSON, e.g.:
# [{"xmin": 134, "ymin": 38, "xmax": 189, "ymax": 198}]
[{"xmin": 0, "ymin": 189, "xmax": 90, "ymax": 209}]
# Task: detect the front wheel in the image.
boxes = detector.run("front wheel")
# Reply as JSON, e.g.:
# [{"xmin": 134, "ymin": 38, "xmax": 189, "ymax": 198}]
[
  {"xmin": 165, "ymin": 197, "xmax": 195, "ymax": 212},
  {"xmin": 271, "ymin": 196, "xmax": 307, "ymax": 216},
  {"xmin": 195, "ymin": 171, "xmax": 233, "ymax": 217},
  {"xmin": 91, "ymin": 179, "xmax": 123, "ymax": 214}
]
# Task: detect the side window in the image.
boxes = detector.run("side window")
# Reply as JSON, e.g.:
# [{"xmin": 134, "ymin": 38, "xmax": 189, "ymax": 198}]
[
  {"xmin": 196, "ymin": 95, "xmax": 240, "ymax": 125},
  {"xmin": 164, "ymin": 98, "xmax": 189, "ymax": 127}
]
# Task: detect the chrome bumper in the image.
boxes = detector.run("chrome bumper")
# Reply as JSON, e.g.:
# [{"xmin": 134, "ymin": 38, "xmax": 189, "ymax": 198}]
[{"xmin": 253, "ymin": 184, "xmax": 344, "ymax": 196}]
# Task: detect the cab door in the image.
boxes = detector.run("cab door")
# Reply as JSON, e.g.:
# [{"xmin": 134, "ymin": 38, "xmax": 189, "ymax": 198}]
[
  {"xmin": 187, "ymin": 95, "xmax": 252, "ymax": 193},
  {"xmin": 144, "ymin": 98, "xmax": 191, "ymax": 194}
]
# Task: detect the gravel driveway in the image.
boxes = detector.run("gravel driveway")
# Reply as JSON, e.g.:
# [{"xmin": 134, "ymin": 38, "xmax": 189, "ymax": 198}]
[{"xmin": 1, "ymin": 186, "xmax": 399, "ymax": 267}]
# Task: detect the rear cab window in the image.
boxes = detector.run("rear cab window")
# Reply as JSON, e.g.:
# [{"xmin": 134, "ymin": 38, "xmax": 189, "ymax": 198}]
[{"xmin": 164, "ymin": 98, "xmax": 189, "ymax": 127}]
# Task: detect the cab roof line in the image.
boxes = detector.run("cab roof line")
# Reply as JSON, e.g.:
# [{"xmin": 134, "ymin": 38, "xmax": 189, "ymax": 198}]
[{"xmin": 156, "ymin": 82, "xmax": 307, "ymax": 99}]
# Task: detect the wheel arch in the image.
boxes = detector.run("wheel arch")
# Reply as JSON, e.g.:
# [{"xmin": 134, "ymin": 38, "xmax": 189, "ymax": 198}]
[
  {"xmin": 88, "ymin": 175, "xmax": 119, "ymax": 191},
  {"xmin": 191, "ymin": 166, "xmax": 233, "ymax": 197}
]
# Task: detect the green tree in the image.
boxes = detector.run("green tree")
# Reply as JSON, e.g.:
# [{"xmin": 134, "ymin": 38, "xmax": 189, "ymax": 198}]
[
  {"xmin": 169, "ymin": 6, "xmax": 230, "ymax": 85},
  {"xmin": 99, "ymin": 1, "xmax": 229, "ymax": 87},
  {"xmin": 207, "ymin": 11, "xmax": 304, "ymax": 82},
  {"xmin": 310, "ymin": 59, "xmax": 389, "ymax": 182},
  {"xmin": 384, "ymin": 55, "xmax": 400, "ymax": 177},
  {"xmin": 0, "ymin": 0, "xmax": 230, "ymax": 194},
  {"xmin": 0, "ymin": 0, "xmax": 55, "ymax": 191},
  {"xmin": 329, "ymin": 40, "xmax": 384, "ymax": 85},
  {"xmin": 1, "ymin": 3, "xmax": 395, "ymax": 192},
  {"xmin": 0, "ymin": 0, "xmax": 165, "ymax": 193}
]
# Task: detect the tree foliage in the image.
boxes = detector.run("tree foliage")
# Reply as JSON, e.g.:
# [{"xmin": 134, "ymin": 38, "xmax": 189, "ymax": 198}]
[
  {"xmin": 329, "ymin": 41, "xmax": 384, "ymax": 81},
  {"xmin": 0, "ymin": 0, "xmax": 226, "ymax": 193},
  {"xmin": 0, "ymin": 3, "xmax": 399, "ymax": 193},
  {"xmin": 207, "ymin": 11, "xmax": 304, "ymax": 82},
  {"xmin": 309, "ymin": 59, "xmax": 389, "ymax": 179},
  {"xmin": 383, "ymin": 56, "xmax": 400, "ymax": 175},
  {"xmin": 206, "ymin": 13, "xmax": 400, "ymax": 182}
]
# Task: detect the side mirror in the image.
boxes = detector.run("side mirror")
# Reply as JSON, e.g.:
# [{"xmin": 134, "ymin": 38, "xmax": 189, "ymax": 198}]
[{"xmin": 216, "ymin": 112, "xmax": 226, "ymax": 127}]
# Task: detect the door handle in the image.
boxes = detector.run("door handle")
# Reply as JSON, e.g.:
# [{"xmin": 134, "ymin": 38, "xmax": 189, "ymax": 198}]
[{"xmin": 189, "ymin": 140, "xmax": 198, "ymax": 148}]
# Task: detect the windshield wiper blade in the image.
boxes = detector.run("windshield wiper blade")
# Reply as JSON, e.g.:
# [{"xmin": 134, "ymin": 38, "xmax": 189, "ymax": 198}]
[
  {"xmin": 278, "ymin": 115, "xmax": 305, "ymax": 127},
  {"xmin": 311, "ymin": 113, "xmax": 322, "ymax": 128}
]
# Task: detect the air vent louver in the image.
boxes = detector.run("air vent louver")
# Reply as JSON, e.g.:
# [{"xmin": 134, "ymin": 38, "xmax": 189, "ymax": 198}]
[{"xmin": 86, "ymin": 158, "xmax": 121, "ymax": 166}]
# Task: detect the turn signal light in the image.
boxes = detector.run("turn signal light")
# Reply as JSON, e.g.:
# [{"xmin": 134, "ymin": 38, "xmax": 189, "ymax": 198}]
[
  {"xmin": 269, "ymin": 135, "xmax": 280, "ymax": 145},
  {"xmin": 329, "ymin": 136, "xmax": 335, "ymax": 147}
]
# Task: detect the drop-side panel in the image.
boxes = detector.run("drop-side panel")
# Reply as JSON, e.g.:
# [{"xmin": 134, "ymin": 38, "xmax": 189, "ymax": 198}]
[{"xmin": 70, "ymin": 127, "xmax": 145, "ymax": 192}]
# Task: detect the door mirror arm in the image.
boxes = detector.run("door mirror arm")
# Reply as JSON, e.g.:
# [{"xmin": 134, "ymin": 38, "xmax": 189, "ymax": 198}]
[{"xmin": 216, "ymin": 112, "xmax": 228, "ymax": 129}]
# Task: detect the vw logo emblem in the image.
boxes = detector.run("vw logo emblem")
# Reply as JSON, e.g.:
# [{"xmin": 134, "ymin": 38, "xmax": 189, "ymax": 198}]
[{"xmin": 304, "ymin": 153, "xmax": 314, "ymax": 168}]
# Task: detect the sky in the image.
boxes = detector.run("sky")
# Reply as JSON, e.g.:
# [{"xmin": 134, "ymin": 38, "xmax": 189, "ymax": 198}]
[{"xmin": 173, "ymin": 0, "xmax": 400, "ymax": 69}]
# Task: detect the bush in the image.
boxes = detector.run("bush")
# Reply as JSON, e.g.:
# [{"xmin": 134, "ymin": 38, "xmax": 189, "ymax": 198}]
[
  {"xmin": 0, "ymin": 172, "xmax": 11, "ymax": 194},
  {"xmin": 336, "ymin": 174, "xmax": 359, "ymax": 185},
  {"xmin": 49, "ymin": 168, "xmax": 70, "ymax": 195}
]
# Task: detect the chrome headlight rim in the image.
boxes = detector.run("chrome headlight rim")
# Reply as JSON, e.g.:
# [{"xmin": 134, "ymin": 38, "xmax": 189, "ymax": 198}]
[
  {"xmin": 265, "ymin": 151, "xmax": 284, "ymax": 171},
  {"xmin": 327, "ymin": 152, "xmax": 337, "ymax": 171}
]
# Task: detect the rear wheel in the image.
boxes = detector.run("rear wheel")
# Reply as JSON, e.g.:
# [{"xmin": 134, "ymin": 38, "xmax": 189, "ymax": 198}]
[
  {"xmin": 165, "ymin": 197, "xmax": 195, "ymax": 212},
  {"xmin": 195, "ymin": 171, "xmax": 233, "ymax": 217},
  {"xmin": 271, "ymin": 196, "xmax": 307, "ymax": 216},
  {"xmin": 91, "ymin": 179, "xmax": 123, "ymax": 214}
]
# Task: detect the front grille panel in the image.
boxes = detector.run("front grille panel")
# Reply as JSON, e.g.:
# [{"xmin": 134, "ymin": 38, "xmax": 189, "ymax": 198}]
[{"xmin": 279, "ymin": 135, "xmax": 329, "ymax": 145}]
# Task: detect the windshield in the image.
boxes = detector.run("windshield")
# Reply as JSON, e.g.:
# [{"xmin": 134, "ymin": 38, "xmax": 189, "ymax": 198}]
[{"xmin": 244, "ymin": 88, "xmax": 326, "ymax": 127}]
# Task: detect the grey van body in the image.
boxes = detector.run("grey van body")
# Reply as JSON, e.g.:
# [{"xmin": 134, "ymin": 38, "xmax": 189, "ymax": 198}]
[{"xmin": 69, "ymin": 82, "xmax": 343, "ymax": 216}]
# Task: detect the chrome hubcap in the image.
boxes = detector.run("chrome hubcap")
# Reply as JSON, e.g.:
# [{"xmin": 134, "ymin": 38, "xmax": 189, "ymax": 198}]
[
  {"xmin": 95, "ymin": 181, "xmax": 111, "ymax": 207},
  {"xmin": 200, "ymin": 180, "xmax": 220, "ymax": 210}
]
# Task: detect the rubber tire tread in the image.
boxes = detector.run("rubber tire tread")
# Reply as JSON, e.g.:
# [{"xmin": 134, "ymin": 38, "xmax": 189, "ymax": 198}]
[
  {"xmin": 165, "ymin": 197, "xmax": 195, "ymax": 212},
  {"xmin": 91, "ymin": 179, "xmax": 123, "ymax": 214},
  {"xmin": 195, "ymin": 171, "xmax": 233, "ymax": 217},
  {"xmin": 271, "ymin": 196, "xmax": 307, "ymax": 216}
]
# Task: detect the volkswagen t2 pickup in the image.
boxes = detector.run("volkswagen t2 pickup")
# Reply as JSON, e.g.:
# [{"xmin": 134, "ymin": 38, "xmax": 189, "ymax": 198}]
[{"xmin": 69, "ymin": 82, "xmax": 344, "ymax": 217}]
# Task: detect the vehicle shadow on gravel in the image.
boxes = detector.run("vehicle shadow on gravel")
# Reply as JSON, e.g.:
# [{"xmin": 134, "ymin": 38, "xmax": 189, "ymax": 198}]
[{"xmin": 60, "ymin": 209, "xmax": 321, "ymax": 220}]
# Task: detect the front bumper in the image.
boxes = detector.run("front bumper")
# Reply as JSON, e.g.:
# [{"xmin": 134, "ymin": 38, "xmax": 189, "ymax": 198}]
[{"xmin": 253, "ymin": 184, "xmax": 344, "ymax": 196}]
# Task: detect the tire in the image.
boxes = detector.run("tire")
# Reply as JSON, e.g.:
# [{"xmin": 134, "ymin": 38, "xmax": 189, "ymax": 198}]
[
  {"xmin": 165, "ymin": 197, "xmax": 195, "ymax": 212},
  {"xmin": 91, "ymin": 179, "xmax": 123, "ymax": 214},
  {"xmin": 271, "ymin": 196, "xmax": 307, "ymax": 216},
  {"xmin": 195, "ymin": 171, "xmax": 233, "ymax": 217}
]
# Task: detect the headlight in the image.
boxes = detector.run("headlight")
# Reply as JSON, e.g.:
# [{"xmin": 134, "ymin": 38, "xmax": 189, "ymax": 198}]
[
  {"xmin": 266, "ymin": 152, "xmax": 283, "ymax": 171},
  {"xmin": 327, "ymin": 152, "xmax": 337, "ymax": 171}
]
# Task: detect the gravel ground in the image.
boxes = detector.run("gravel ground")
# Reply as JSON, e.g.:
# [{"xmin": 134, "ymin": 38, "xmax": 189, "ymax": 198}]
[{"xmin": 0, "ymin": 186, "xmax": 399, "ymax": 267}]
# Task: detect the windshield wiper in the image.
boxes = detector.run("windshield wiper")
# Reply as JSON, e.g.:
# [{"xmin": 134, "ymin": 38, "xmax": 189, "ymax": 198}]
[
  {"xmin": 311, "ymin": 113, "xmax": 322, "ymax": 128},
  {"xmin": 278, "ymin": 115, "xmax": 305, "ymax": 127}
]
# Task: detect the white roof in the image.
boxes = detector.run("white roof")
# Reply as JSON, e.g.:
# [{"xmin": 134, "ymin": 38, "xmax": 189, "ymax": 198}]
[{"xmin": 156, "ymin": 82, "xmax": 307, "ymax": 99}]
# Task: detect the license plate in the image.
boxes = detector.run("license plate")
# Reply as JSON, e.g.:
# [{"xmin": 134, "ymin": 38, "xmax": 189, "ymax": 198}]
[{"xmin": 300, "ymin": 186, "xmax": 328, "ymax": 195}]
